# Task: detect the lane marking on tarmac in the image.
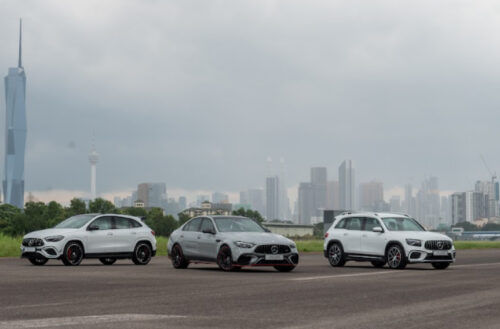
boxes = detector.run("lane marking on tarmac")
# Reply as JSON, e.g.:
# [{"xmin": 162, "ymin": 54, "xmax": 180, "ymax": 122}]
[
  {"xmin": 291, "ymin": 261, "xmax": 500, "ymax": 281},
  {"xmin": 290, "ymin": 270, "xmax": 395, "ymax": 281},
  {"xmin": 0, "ymin": 314, "xmax": 186, "ymax": 329}
]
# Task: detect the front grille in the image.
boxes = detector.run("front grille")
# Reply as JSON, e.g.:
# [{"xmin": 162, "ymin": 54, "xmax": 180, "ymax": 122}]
[
  {"xmin": 254, "ymin": 244, "xmax": 291, "ymax": 254},
  {"xmin": 256, "ymin": 259, "xmax": 291, "ymax": 265},
  {"xmin": 425, "ymin": 240, "xmax": 452, "ymax": 250},
  {"xmin": 22, "ymin": 238, "xmax": 44, "ymax": 247}
]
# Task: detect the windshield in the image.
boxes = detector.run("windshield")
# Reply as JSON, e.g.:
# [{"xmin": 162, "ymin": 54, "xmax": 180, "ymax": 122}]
[
  {"xmin": 54, "ymin": 214, "xmax": 95, "ymax": 229},
  {"xmin": 382, "ymin": 217, "xmax": 425, "ymax": 231},
  {"xmin": 214, "ymin": 217, "xmax": 265, "ymax": 233}
]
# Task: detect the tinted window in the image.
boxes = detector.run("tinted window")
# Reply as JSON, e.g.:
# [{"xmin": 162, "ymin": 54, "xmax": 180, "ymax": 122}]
[
  {"xmin": 346, "ymin": 218, "xmax": 361, "ymax": 230},
  {"xmin": 90, "ymin": 216, "xmax": 112, "ymax": 230},
  {"xmin": 54, "ymin": 214, "xmax": 95, "ymax": 229},
  {"xmin": 200, "ymin": 218, "xmax": 215, "ymax": 233},
  {"xmin": 363, "ymin": 217, "xmax": 380, "ymax": 231},
  {"xmin": 184, "ymin": 217, "xmax": 202, "ymax": 232},
  {"xmin": 335, "ymin": 218, "xmax": 347, "ymax": 229},
  {"xmin": 114, "ymin": 217, "xmax": 137, "ymax": 229},
  {"xmin": 130, "ymin": 219, "xmax": 142, "ymax": 228},
  {"xmin": 382, "ymin": 217, "xmax": 425, "ymax": 231},
  {"xmin": 214, "ymin": 217, "xmax": 265, "ymax": 232}
]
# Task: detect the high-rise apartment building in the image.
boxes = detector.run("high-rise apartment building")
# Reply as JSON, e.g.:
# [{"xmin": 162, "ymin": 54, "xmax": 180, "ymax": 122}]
[
  {"xmin": 359, "ymin": 181, "xmax": 384, "ymax": 211},
  {"xmin": 339, "ymin": 160, "xmax": 355, "ymax": 210},
  {"xmin": 326, "ymin": 180, "xmax": 340, "ymax": 209},
  {"xmin": 266, "ymin": 176, "xmax": 280, "ymax": 220},
  {"xmin": 137, "ymin": 183, "xmax": 167, "ymax": 209},
  {"xmin": 298, "ymin": 182, "xmax": 314, "ymax": 225},
  {"xmin": 240, "ymin": 188, "xmax": 265, "ymax": 215},
  {"xmin": 3, "ymin": 20, "xmax": 26, "ymax": 208}
]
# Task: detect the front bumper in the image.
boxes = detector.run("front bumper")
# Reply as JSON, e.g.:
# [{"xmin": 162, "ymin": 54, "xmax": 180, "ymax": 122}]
[
  {"xmin": 407, "ymin": 249, "xmax": 456, "ymax": 263},
  {"xmin": 235, "ymin": 252, "xmax": 299, "ymax": 267},
  {"xmin": 20, "ymin": 244, "xmax": 64, "ymax": 259}
]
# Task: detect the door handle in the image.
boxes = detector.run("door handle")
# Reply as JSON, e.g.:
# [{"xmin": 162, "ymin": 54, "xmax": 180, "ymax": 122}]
[
  {"xmin": 131, "ymin": 232, "xmax": 137, "ymax": 235},
  {"xmin": 197, "ymin": 236, "xmax": 201, "ymax": 239},
  {"xmin": 180, "ymin": 235, "xmax": 184, "ymax": 238},
  {"xmin": 343, "ymin": 233, "xmax": 348, "ymax": 236},
  {"xmin": 362, "ymin": 234, "xmax": 367, "ymax": 237},
  {"xmin": 107, "ymin": 232, "xmax": 113, "ymax": 236}
]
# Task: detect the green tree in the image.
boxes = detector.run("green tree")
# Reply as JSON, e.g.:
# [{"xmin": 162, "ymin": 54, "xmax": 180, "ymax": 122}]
[
  {"xmin": 121, "ymin": 207, "xmax": 148, "ymax": 217},
  {"xmin": 0, "ymin": 204, "xmax": 22, "ymax": 233},
  {"xmin": 45, "ymin": 201, "xmax": 66, "ymax": 227},
  {"xmin": 88, "ymin": 198, "xmax": 116, "ymax": 214},
  {"xmin": 66, "ymin": 198, "xmax": 87, "ymax": 217},
  {"xmin": 232, "ymin": 208, "xmax": 264, "ymax": 223},
  {"xmin": 452, "ymin": 221, "xmax": 478, "ymax": 231},
  {"xmin": 178, "ymin": 212, "xmax": 191, "ymax": 226},
  {"xmin": 145, "ymin": 208, "xmax": 178, "ymax": 236}
]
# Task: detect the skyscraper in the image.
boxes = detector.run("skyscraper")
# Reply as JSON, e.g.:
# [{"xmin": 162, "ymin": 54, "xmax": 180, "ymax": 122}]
[
  {"xmin": 298, "ymin": 182, "xmax": 314, "ymax": 224},
  {"xmin": 339, "ymin": 160, "xmax": 355, "ymax": 210},
  {"xmin": 3, "ymin": 20, "xmax": 26, "ymax": 208},
  {"xmin": 266, "ymin": 176, "xmax": 280, "ymax": 220},
  {"xmin": 137, "ymin": 183, "xmax": 167, "ymax": 209},
  {"xmin": 359, "ymin": 181, "xmax": 384, "ymax": 211},
  {"xmin": 88, "ymin": 143, "xmax": 99, "ymax": 200}
]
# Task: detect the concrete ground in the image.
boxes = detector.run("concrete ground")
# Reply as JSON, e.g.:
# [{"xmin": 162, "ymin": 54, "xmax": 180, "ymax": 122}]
[{"xmin": 0, "ymin": 250, "xmax": 500, "ymax": 329}]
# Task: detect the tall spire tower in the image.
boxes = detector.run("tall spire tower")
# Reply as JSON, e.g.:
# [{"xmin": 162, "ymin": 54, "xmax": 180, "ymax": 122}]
[
  {"xmin": 88, "ymin": 136, "xmax": 99, "ymax": 200},
  {"xmin": 3, "ymin": 19, "xmax": 27, "ymax": 208}
]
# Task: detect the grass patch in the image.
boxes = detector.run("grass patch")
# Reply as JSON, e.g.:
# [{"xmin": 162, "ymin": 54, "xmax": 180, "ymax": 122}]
[
  {"xmin": 453, "ymin": 241, "xmax": 500, "ymax": 249},
  {"xmin": 296, "ymin": 240, "xmax": 324, "ymax": 252},
  {"xmin": 0, "ymin": 234, "xmax": 22, "ymax": 257}
]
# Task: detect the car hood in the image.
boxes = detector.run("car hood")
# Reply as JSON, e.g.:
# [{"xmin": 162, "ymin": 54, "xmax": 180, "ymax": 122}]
[
  {"xmin": 24, "ymin": 228, "xmax": 77, "ymax": 239},
  {"xmin": 392, "ymin": 231, "xmax": 452, "ymax": 242},
  {"xmin": 219, "ymin": 232, "xmax": 293, "ymax": 245}
]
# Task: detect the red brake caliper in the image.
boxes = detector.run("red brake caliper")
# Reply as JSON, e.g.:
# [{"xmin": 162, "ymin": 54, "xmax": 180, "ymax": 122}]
[{"xmin": 67, "ymin": 247, "xmax": 73, "ymax": 260}]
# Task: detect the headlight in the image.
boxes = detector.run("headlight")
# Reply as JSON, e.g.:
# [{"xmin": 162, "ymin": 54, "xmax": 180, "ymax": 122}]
[
  {"xmin": 44, "ymin": 235, "xmax": 64, "ymax": 242},
  {"xmin": 234, "ymin": 241, "xmax": 256, "ymax": 248},
  {"xmin": 289, "ymin": 244, "xmax": 297, "ymax": 249},
  {"xmin": 406, "ymin": 239, "xmax": 422, "ymax": 247}
]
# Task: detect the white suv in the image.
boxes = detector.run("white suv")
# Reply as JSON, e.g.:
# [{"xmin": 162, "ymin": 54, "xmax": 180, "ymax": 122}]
[
  {"xmin": 324, "ymin": 212, "xmax": 456, "ymax": 270},
  {"xmin": 21, "ymin": 214, "xmax": 157, "ymax": 266}
]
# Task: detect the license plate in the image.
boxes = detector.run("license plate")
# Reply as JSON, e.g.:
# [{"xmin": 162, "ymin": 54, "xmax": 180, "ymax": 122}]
[
  {"xmin": 23, "ymin": 247, "xmax": 35, "ymax": 252},
  {"xmin": 433, "ymin": 250, "xmax": 448, "ymax": 256},
  {"xmin": 265, "ymin": 254, "xmax": 284, "ymax": 261}
]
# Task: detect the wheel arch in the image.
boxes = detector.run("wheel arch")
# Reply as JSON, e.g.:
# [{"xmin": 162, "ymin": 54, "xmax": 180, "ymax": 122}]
[
  {"xmin": 385, "ymin": 240, "xmax": 406, "ymax": 258},
  {"xmin": 65, "ymin": 239, "xmax": 86, "ymax": 255},
  {"xmin": 327, "ymin": 239, "xmax": 344, "ymax": 252},
  {"xmin": 135, "ymin": 239, "xmax": 153, "ymax": 250}
]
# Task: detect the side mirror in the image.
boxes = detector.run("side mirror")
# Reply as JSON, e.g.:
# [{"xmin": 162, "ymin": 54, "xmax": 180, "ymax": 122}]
[
  {"xmin": 264, "ymin": 228, "xmax": 271, "ymax": 233},
  {"xmin": 372, "ymin": 226, "xmax": 383, "ymax": 233},
  {"xmin": 202, "ymin": 228, "xmax": 215, "ymax": 235},
  {"xmin": 88, "ymin": 225, "xmax": 99, "ymax": 231}
]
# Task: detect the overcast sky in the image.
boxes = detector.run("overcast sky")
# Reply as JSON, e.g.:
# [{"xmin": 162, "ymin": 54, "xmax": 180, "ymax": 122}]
[{"xmin": 1, "ymin": 1, "xmax": 500, "ymax": 203}]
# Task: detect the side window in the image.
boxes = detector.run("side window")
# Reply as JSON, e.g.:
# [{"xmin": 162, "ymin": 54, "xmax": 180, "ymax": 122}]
[
  {"xmin": 335, "ymin": 218, "xmax": 347, "ymax": 229},
  {"xmin": 114, "ymin": 217, "xmax": 132, "ymax": 229},
  {"xmin": 186, "ymin": 218, "xmax": 202, "ymax": 232},
  {"xmin": 346, "ymin": 217, "xmax": 361, "ymax": 230},
  {"xmin": 90, "ymin": 216, "xmax": 112, "ymax": 230},
  {"xmin": 200, "ymin": 218, "xmax": 215, "ymax": 233},
  {"xmin": 363, "ymin": 217, "xmax": 379, "ymax": 231},
  {"xmin": 130, "ymin": 219, "xmax": 142, "ymax": 228}
]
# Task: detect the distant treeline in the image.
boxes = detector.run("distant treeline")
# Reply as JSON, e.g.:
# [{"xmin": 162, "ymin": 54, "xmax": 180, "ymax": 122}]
[{"xmin": 0, "ymin": 198, "xmax": 263, "ymax": 237}]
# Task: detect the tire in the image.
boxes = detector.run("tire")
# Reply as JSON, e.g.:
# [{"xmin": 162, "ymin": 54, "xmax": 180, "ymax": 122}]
[
  {"xmin": 170, "ymin": 244, "xmax": 189, "ymax": 269},
  {"xmin": 61, "ymin": 242, "xmax": 84, "ymax": 266},
  {"xmin": 432, "ymin": 262, "xmax": 450, "ymax": 270},
  {"xmin": 217, "ymin": 245, "xmax": 236, "ymax": 271},
  {"xmin": 29, "ymin": 256, "xmax": 48, "ymax": 266},
  {"xmin": 99, "ymin": 258, "xmax": 117, "ymax": 265},
  {"xmin": 386, "ymin": 244, "xmax": 407, "ymax": 269},
  {"xmin": 371, "ymin": 261, "xmax": 385, "ymax": 268},
  {"xmin": 327, "ymin": 242, "xmax": 346, "ymax": 267},
  {"xmin": 132, "ymin": 242, "xmax": 152, "ymax": 265},
  {"xmin": 274, "ymin": 265, "xmax": 296, "ymax": 272}
]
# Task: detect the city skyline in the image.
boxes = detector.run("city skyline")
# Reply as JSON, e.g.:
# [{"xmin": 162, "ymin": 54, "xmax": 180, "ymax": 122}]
[{"xmin": 2, "ymin": 3, "xmax": 500, "ymax": 203}]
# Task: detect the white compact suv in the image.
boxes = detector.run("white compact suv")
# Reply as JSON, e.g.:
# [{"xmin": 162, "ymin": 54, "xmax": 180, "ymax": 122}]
[
  {"xmin": 21, "ymin": 214, "xmax": 157, "ymax": 266},
  {"xmin": 324, "ymin": 212, "xmax": 455, "ymax": 270},
  {"xmin": 168, "ymin": 216, "xmax": 299, "ymax": 272}
]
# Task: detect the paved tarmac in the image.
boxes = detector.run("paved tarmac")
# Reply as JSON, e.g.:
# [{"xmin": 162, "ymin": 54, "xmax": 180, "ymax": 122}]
[{"xmin": 0, "ymin": 250, "xmax": 500, "ymax": 329}]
